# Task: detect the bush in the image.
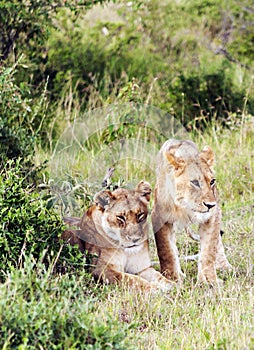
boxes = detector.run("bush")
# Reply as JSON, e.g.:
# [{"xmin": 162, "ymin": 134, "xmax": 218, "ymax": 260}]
[
  {"xmin": 0, "ymin": 63, "xmax": 35, "ymax": 165},
  {"xmin": 0, "ymin": 262, "xmax": 133, "ymax": 349},
  {"xmin": 0, "ymin": 160, "xmax": 84, "ymax": 282},
  {"xmin": 45, "ymin": 1, "xmax": 254, "ymax": 125},
  {"xmin": 166, "ymin": 61, "xmax": 253, "ymax": 127},
  {"xmin": 0, "ymin": 60, "xmax": 55, "ymax": 171},
  {"xmin": 46, "ymin": 10, "xmax": 164, "ymax": 105}
]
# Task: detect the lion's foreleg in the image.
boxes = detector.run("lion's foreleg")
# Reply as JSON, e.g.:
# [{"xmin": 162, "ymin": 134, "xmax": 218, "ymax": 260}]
[
  {"xmin": 138, "ymin": 267, "xmax": 174, "ymax": 291},
  {"xmin": 215, "ymin": 234, "xmax": 232, "ymax": 270},
  {"xmin": 198, "ymin": 215, "xmax": 220, "ymax": 285},
  {"xmin": 154, "ymin": 222, "xmax": 183, "ymax": 282},
  {"xmin": 93, "ymin": 264, "xmax": 154, "ymax": 292}
]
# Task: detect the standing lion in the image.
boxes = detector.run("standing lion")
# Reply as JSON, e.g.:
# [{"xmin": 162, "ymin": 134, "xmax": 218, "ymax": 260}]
[{"xmin": 152, "ymin": 139, "xmax": 231, "ymax": 285}]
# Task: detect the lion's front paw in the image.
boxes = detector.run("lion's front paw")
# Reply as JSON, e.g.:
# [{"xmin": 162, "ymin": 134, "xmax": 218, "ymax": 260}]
[
  {"xmin": 162, "ymin": 269, "xmax": 186, "ymax": 284},
  {"xmin": 157, "ymin": 278, "xmax": 176, "ymax": 292},
  {"xmin": 197, "ymin": 269, "xmax": 222, "ymax": 287},
  {"xmin": 148, "ymin": 280, "xmax": 175, "ymax": 294}
]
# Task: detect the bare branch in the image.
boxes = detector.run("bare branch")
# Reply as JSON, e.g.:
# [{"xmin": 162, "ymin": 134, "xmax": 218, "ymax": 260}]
[{"xmin": 102, "ymin": 167, "xmax": 115, "ymax": 188}]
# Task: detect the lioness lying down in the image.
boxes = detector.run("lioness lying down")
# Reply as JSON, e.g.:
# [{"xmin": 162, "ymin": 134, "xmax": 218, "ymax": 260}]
[
  {"xmin": 62, "ymin": 181, "xmax": 173, "ymax": 292},
  {"xmin": 152, "ymin": 139, "xmax": 231, "ymax": 285}
]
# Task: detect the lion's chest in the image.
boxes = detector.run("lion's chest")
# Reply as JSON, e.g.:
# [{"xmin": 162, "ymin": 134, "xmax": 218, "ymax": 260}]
[
  {"xmin": 124, "ymin": 244, "xmax": 151, "ymax": 274},
  {"xmin": 100, "ymin": 243, "xmax": 151, "ymax": 275}
]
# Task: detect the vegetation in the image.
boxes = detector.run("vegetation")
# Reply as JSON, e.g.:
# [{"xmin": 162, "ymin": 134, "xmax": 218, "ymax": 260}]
[{"xmin": 0, "ymin": 0, "xmax": 253, "ymax": 349}]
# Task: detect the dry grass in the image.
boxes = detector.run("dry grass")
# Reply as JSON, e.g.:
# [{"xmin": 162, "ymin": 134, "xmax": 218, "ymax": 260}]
[
  {"xmin": 50, "ymin": 115, "xmax": 253, "ymax": 349},
  {"xmin": 2, "ymin": 110, "xmax": 253, "ymax": 349}
]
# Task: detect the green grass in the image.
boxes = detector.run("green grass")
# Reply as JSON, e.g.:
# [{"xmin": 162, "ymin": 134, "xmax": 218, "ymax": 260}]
[
  {"xmin": 1, "ymin": 117, "xmax": 253, "ymax": 349},
  {"xmin": 0, "ymin": 260, "xmax": 134, "ymax": 349},
  {"xmin": 1, "ymin": 1, "xmax": 254, "ymax": 347}
]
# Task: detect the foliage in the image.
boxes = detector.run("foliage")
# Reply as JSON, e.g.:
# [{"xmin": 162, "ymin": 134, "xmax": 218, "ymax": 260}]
[
  {"xmin": 39, "ymin": 175, "xmax": 93, "ymax": 216},
  {"xmin": 47, "ymin": 14, "xmax": 161, "ymax": 103},
  {"xmin": 0, "ymin": 262, "xmax": 133, "ymax": 349},
  {"xmin": 0, "ymin": 1, "xmax": 253, "ymax": 348},
  {"xmin": 1, "ymin": 0, "xmax": 253, "ymax": 127},
  {"xmin": 43, "ymin": 0, "xmax": 254, "ymax": 124},
  {"xmin": 0, "ymin": 60, "xmax": 51, "ymax": 173},
  {"xmin": 0, "ymin": 160, "xmax": 85, "ymax": 282},
  {"xmin": 166, "ymin": 60, "xmax": 251, "ymax": 127},
  {"xmin": 0, "ymin": 0, "xmax": 113, "ymax": 62},
  {"xmin": 0, "ymin": 62, "xmax": 34, "ymax": 164}
]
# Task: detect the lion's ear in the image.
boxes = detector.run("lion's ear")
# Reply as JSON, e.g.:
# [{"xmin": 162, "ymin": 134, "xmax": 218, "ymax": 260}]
[
  {"xmin": 93, "ymin": 190, "xmax": 114, "ymax": 209},
  {"xmin": 164, "ymin": 149, "xmax": 185, "ymax": 172},
  {"xmin": 135, "ymin": 180, "xmax": 152, "ymax": 203},
  {"xmin": 200, "ymin": 146, "xmax": 215, "ymax": 168}
]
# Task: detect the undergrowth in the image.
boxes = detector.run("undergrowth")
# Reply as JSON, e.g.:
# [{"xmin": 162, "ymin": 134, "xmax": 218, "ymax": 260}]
[
  {"xmin": 0, "ymin": 260, "xmax": 133, "ymax": 350},
  {"xmin": 0, "ymin": 120, "xmax": 253, "ymax": 349},
  {"xmin": 0, "ymin": 3, "xmax": 253, "ymax": 346}
]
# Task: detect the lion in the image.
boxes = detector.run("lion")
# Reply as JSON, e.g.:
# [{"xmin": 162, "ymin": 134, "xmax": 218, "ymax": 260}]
[
  {"xmin": 62, "ymin": 181, "xmax": 173, "ymax": 292},
  {"xmin": 151, "ymin": 139, "xmax": 231, "ymax": 285}
]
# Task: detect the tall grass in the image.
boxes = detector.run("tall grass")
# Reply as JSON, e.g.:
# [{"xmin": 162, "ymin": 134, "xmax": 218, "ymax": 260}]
[
  {"xmin": 0, "ymin": 259, "xmax": 134, "ymax": 349},
  {"xmin": 1, "ymin": 73, "xmax": 253, "ymax": 348},
  {"xmin": 1, "ymin": 117, "xmax": 253, "ymax": 349},
  {"xmin": 1, "ymin": 1, "xmax": 254, "ymax": 346}
]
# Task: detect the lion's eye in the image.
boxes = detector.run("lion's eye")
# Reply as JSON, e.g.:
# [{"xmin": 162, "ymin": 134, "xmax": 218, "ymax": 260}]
[
  {"xmin": 137, "ymin": 212, "xmax": 146, "ymax": 223},
  {"xmin": 116, "ymin": 215, "xmax": 126, "ymax": 225},
  {"xmin": 210, "ymin": 178, "xmax": 216, "ymax": 187},
  {"xmin": 191, "ymin": 180, "xmax": 200, "ymax": 188}
]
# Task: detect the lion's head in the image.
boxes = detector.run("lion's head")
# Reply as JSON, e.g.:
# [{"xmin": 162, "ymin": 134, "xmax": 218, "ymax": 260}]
[
  {"xmin": 90, "ymin": 180, "xmax": 152, "ymax": 249},
  {"xmin": 155, "ymin": 139, "xmax": 218, "ymax": 226}
]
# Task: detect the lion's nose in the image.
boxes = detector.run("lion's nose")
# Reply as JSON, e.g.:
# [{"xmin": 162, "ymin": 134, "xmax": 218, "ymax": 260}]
[
  {"xmin": 133, "ymin": 238, "xmax": 140, "ymax": 243},
  {"xmin": 203, "ymin": 202, "xmax": 216, "ymax": 211}
]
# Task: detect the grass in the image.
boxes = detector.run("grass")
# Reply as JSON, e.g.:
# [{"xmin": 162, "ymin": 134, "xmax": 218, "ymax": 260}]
[
  {"xmin": 0, "ymin": 260, "xmax": 133, "ymax": 349},
  {"xmin": 1, "ymin": 111, "xmax": 253, "ymax": 349}
]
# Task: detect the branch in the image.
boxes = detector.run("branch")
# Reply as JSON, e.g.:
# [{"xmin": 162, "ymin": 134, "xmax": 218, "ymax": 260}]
[
  {"xmin": 102, "ymin": 167, "xmax": 115, "ymax": 188},
  {"xmin": 214, "ymin": 47, "xmax": 250, "ymax": 70}
]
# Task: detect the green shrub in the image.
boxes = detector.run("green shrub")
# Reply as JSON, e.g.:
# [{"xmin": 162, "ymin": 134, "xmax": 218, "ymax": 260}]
[
  {"xmin": 45, "ymin": 1, "xmax": 254, "ymax": 125},
  {"xmin": 46, "ymin": 10, "xmax": 164, "ymax": 105},
  {"xmin": 0, "ymin": 262, "xmax": 133, "ymax": 349},
  {"xmin": 0, "ymin": 160, "xmax": 84, "ymax": 281},
  {"xmin": 0, "ymin": 63, "xmax": 35, "ymax": 165},
  {"xmin": 166, "ymin": 61, "xmax": 252, "ymax": 126},
  {"xmin": 0, "ymin": 60, "xmax": 54, "ymax": 171}
]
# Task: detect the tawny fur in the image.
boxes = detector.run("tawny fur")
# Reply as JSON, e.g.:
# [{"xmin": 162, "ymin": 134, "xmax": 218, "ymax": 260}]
[
  {"xmin": 152, "ymin": 139, "xmax": 231, "ymax": 285},
  {"xmin": 62, "ymin": 181, "xmax": 173, "ymax": 292}
]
